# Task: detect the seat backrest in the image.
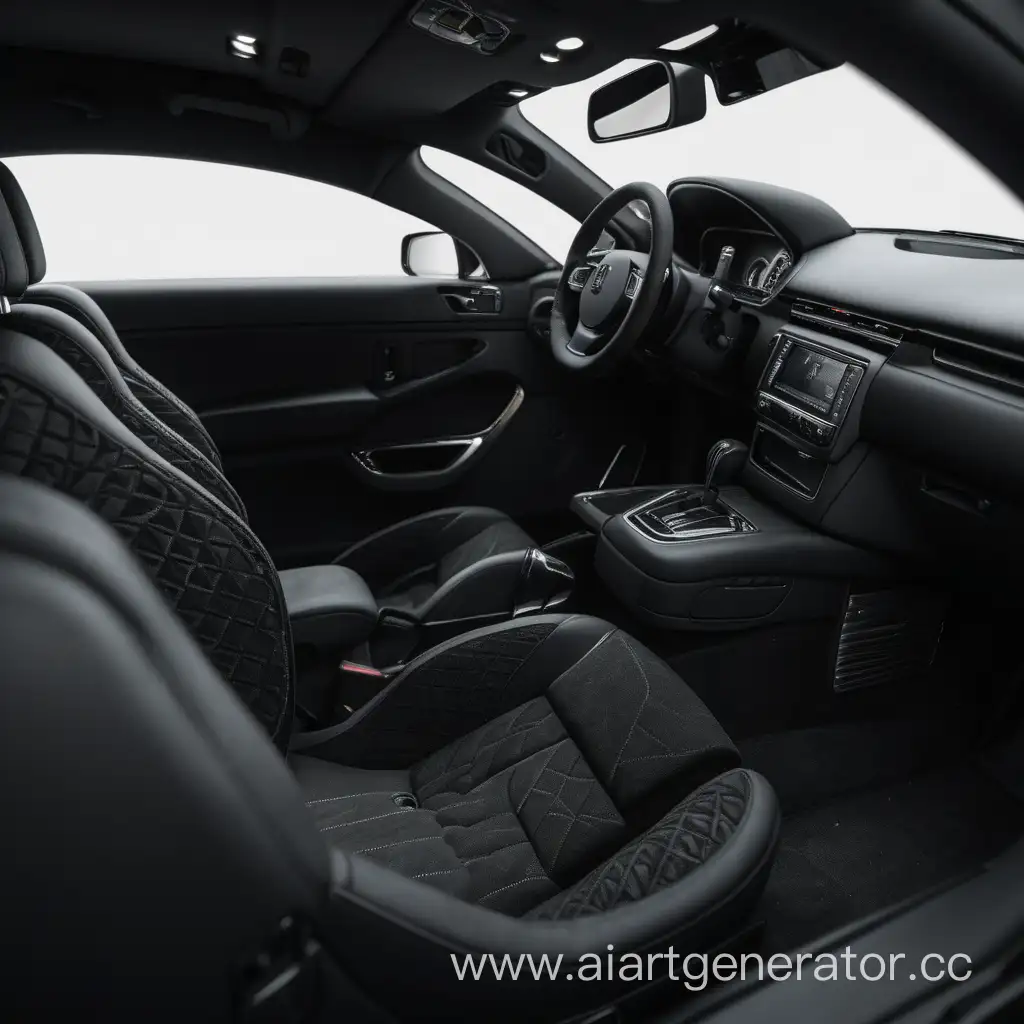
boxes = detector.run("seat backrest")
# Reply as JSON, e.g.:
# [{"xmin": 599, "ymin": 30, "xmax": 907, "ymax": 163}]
[
  {"xmin": 0, "ymin": 160, "xmax": 225, "ymax": 469},
  {"xmin": 2, "ymin": 302, "xmax": 247, "ymax": 518},
  {"xmin": 0, "ymin": 322, "xmax": 294, "ymax": 746},
  {"xmin": 0, "ymin": 474, "xmax": 329, "ymax": 1018}
]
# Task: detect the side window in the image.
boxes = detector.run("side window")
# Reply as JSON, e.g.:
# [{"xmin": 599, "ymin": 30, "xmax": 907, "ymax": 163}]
[
  {"xmin": 420, "ymin": 146, "xmax": 580, "ymax": 262},
  {"xmin": 5, "ymin": 154, "xmax": 440, "ymax": 280}
]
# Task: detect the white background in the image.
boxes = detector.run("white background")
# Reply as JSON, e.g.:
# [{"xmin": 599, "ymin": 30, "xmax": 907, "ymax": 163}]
[{"xmin": 8, "ymin": 59, "xmax": 1024, "ymax": 280}]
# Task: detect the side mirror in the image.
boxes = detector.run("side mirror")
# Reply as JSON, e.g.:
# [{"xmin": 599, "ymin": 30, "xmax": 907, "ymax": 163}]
[
  {"xmin": 587, "ymin": 61, "xmax": 707, "ymax": 143},
  {"xmin": 401, "ymin": 231, "xmax": 485, "ymax": 278}
]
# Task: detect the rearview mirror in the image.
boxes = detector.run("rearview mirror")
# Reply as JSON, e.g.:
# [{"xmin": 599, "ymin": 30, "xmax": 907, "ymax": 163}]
[
  {"xmin": 587, "ymin": 61, "xmax": 707, "ymax": 143},
  {"xmin": 401, "ymin": 231, "xmax": 485, "ymax": 278}
]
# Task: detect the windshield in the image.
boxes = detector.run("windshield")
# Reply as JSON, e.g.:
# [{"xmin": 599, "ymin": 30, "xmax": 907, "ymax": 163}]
[{"xmin": 523, "ymin": 61, "xmax": 1024, "ymax": 238}]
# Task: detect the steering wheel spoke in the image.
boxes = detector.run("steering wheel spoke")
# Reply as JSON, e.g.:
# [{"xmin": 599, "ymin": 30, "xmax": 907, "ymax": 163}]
[{"xmin": 567, "ymin": 322, "xmax": 605, "ymax": 356}]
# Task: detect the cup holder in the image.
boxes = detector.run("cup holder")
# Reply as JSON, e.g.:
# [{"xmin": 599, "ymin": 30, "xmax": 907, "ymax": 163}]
[{"xmin": 392, "ymin": 793, "xmax": 419, "ymax": 810}]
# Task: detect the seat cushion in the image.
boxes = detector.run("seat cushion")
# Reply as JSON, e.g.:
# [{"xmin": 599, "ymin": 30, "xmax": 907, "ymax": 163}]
[
  {"xmin": 336, "ymin": 506, "xmax": 536, "ymax": 618},
  {"xmin": 293, "ymin": 616, "xmax": 742, "ymax": 918}
]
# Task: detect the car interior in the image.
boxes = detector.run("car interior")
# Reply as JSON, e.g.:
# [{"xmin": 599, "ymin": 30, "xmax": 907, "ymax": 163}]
[{"xmin": 3, "ymin": 1, "xmax": 1024, "ymax": 1021}]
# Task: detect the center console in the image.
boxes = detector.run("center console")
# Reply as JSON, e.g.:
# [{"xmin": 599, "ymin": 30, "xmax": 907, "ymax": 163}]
[
  {"xmin": 569, "ymin": 314, "xmax": 905, "ymax": 629},
  {"xmin": 756, "ymin": 332, "xmax": 866, "ymax": 450},
  {"xmin": 748, "ymin": 326, "xmax": 887, "ymax": 506}
]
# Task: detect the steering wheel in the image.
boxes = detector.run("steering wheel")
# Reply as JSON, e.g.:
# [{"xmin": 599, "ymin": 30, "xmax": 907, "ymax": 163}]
[{"xmin": 550, "ymin": 181, "xmax": 674, "ymax": 374}]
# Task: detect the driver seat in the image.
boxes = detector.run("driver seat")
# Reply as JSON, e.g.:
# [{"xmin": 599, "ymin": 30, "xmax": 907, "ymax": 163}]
[{"xmin": 0, "ymin": 161, "xmax": 548, "ymax": 625}]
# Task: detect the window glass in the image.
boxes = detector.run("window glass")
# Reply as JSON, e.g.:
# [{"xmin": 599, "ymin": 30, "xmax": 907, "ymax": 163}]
[
  {"xmin": 4, "ymin": 154, "xmax": 439, "ymax": 280},
  {"xmin": 522, "ymin": 62, "xmax": 1024, "ymax": 236},
  {"xmin": 420, "ymin": 146, "xmax": 581, "ymax": 261}
]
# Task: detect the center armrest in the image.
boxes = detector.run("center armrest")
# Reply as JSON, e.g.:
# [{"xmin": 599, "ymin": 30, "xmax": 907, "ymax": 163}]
[{"xmin": 280, "ymin": 565, "xmax": 379, "ymax": 650}]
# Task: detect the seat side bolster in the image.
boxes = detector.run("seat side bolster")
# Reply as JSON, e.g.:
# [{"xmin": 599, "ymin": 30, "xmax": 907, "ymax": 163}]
[{"xmin": 323, "ymin": 770, "xmax": 779, "ymax": 1020}]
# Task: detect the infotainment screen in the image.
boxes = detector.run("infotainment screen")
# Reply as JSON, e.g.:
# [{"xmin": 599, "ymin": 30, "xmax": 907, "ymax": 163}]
[{"xmin": 774, "ymin": 345, "xmax": 849, "ymax": 416}]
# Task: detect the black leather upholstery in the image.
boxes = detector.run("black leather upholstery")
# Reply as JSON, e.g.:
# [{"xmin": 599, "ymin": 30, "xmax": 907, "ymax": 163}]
[
  {"xmin": 1, "ymin": 303, "xmax": 247, "ymax": 518},
  {"xmin": 336, "ymin": 506, "xmax": 537, "ymax": 621},
  {"xmin": 0, "ymin": 476, "xmax": 779, "ymax": 1021},
  {"xmin": 26, "ymin": 281, "xmax": 225, "ymax": 468},
  {"xmin": 0, "ymin": 162, "xmax": 44, "ymax": 286},
  {"xmin": 0, "ymin": 477, "xmax": 334, "ymax": 1021},
  {"xmin": 281, "ymin": 564, "xmax": 379, "ymax": 649},
  {"xmin": 0, "ymin": 326, "xmax": 294, "ymax": 746}
]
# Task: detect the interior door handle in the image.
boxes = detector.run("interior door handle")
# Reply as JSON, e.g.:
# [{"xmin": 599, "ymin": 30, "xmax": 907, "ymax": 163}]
[
  {"xmin": 350, "ymin": 385, "xmax": 524, "ymax": 491},
  {"xmin": 439, "ymin": 285, "xmax": 503, "ymax": 314}
]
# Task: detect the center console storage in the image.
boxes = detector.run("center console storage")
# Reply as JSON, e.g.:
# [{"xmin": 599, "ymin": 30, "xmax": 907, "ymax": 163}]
[{"xmin": 281, "ymin": 565, "xmax": 381, "ymax": 723}]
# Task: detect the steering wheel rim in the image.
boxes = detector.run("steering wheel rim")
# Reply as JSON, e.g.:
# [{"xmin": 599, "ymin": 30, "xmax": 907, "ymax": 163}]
[{"xmin": 550, "ymin": 181, "xmax": 674, "ymax": 374}]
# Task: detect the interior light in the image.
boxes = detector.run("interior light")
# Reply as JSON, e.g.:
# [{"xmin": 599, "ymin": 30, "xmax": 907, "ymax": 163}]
[
  {"xmin": 662, "ymin": 25, "xmax": 719, "ymax": 50},
  {"xmin": 555, "ymin": 37, "xmax": 585, "ymax": 52},
  {"xmin": 228, "ymin": 33, "xmax": 260, "ymax": 59},
  {"xmin": 508, "ymin": 88, "xmax": 530, "ymax": 99},
  {"xmin": 539, "ymin": 51, "xmax": 561, "ymax": 64}
]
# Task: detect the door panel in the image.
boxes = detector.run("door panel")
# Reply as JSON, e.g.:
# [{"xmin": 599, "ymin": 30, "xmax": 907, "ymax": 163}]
[{"xmin": 81, "ymin": 276, "xmax": 650, "ymax": 567}]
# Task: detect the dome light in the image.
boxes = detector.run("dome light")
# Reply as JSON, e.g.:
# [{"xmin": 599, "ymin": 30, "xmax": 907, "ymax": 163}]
[
  {"xmin": 539, "ymin": 51, "xmax": 561, "ymax": 64},
  {"xmin": 228, "ymin": 33, "xmax": 260, "ymax": 59},
  {"xmin": 555, "ymin": 37, "xmax": 585, "ymax": 52},
  {"xmin": 508, "ymin": 88, "xmax": 530, "ymax": 98}
]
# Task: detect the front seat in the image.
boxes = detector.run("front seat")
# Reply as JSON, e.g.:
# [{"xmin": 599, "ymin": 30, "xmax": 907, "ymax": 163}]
[
  {"xmin": 0, "ymin": 474, "xmax": 779, "ymax": 1022},
  {"xmin": 0, "ymin": 161, "xmax": 547, "ymax": 623}
]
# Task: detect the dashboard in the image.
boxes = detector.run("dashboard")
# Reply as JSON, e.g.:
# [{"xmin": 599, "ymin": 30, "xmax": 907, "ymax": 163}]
[
  {"xmin": 699, "ymin": 227, "xmax": 793, "ymax": 296},
  {"xmin": 652, "ymin": 175, "xmax": 1024, "ymax": 573}
]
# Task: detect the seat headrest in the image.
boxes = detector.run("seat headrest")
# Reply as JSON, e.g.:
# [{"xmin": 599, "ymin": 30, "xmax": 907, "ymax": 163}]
[{"xmin": 0, "ymin": 162, "xmax": 46, "ymax": 298}]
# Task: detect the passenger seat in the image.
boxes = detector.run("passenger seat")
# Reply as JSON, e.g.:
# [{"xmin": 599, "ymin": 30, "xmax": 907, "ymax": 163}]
[{"xmin": 0, "ymin": 473, "xmax": 780, "ymax": 1022}]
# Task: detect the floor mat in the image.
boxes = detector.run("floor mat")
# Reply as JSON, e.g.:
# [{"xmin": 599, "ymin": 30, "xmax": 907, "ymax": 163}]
[
  {"xmin": 757, "ymin": 762, "xmax": 1024, "ymax": 952},
  {"xmin": 738, "ymin": 718, "xmax": 963, "ymax": 815}
]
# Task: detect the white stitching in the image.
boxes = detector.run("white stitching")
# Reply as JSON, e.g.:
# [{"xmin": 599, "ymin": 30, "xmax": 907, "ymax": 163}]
[
  {"xmin": 610, "ymin": 636, "xmax": 652, "ymax": 780},
  {"xmin": 478, "ymin": 875, "xmax": 551, "ymax": 902},
  {"xmin": 413, "ymin": 866, "xmax": 465, "ymax": 879},
  {"xmin": 356, "ymin": 836, "xmax": 440, "ymax": 855},
  {"xmin": 319, "ymin": 809, "xmax": 412, "ymax": 831},
  {"xmin": 305, "ymin": 791, "xmax": 397, "ymax": 806}
]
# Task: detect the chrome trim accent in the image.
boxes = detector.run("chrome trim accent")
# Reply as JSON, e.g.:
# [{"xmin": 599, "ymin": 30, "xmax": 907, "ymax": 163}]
[
  {"xmin": 0, "ymin": 296, "xmax": 9, "ymax": 314},
  {"xmin": 598, "ymin": 445, "xmax": 627, "ymax": 490},
  {"xmin": 623, "ymin": 489, "xmax": 758, "ymax": 544},
  {"xmin": 353, "ymin": 385, "xmax": 524, "ymax": 478}
]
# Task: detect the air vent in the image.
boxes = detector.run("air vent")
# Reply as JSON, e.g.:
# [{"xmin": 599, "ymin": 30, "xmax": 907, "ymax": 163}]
[
  {"xmin": 790, "ymin": 300, "xmax": 903, "ymax": 350},
  {"xmin": 834, "ymin": 588, "xmax": 946, "ymax": 693}
]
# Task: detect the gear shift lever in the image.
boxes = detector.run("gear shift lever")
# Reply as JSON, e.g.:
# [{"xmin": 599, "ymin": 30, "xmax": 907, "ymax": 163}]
[{"xmin": 703, "ymin": 439, "xmax": 749, "ymax": 507}]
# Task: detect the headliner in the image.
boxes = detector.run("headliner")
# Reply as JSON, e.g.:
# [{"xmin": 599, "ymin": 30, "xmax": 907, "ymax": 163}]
[{"xmin": 0, "ymin": 0, "xmax": 721, "ymax": 134}]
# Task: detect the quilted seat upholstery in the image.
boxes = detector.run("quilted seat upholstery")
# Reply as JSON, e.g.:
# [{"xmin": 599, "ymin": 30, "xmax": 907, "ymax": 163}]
[
  {"xmin": 0, "ymin": 329, "xmax": 293, "ymax": 745},
  {"xmin": 1, "ymin": 304, "xmax": 246, "ymax": 518},
  {"xmin": 3, "ymin": 477, "xmax": 780, "ymax": 1023},
  {"xmin": 290, "ymin": 616, "xmax": 764, "ymax": 920},
  {"xmin": 25, "ymin": 280, "xmax": 224, "ymax": 468}
]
